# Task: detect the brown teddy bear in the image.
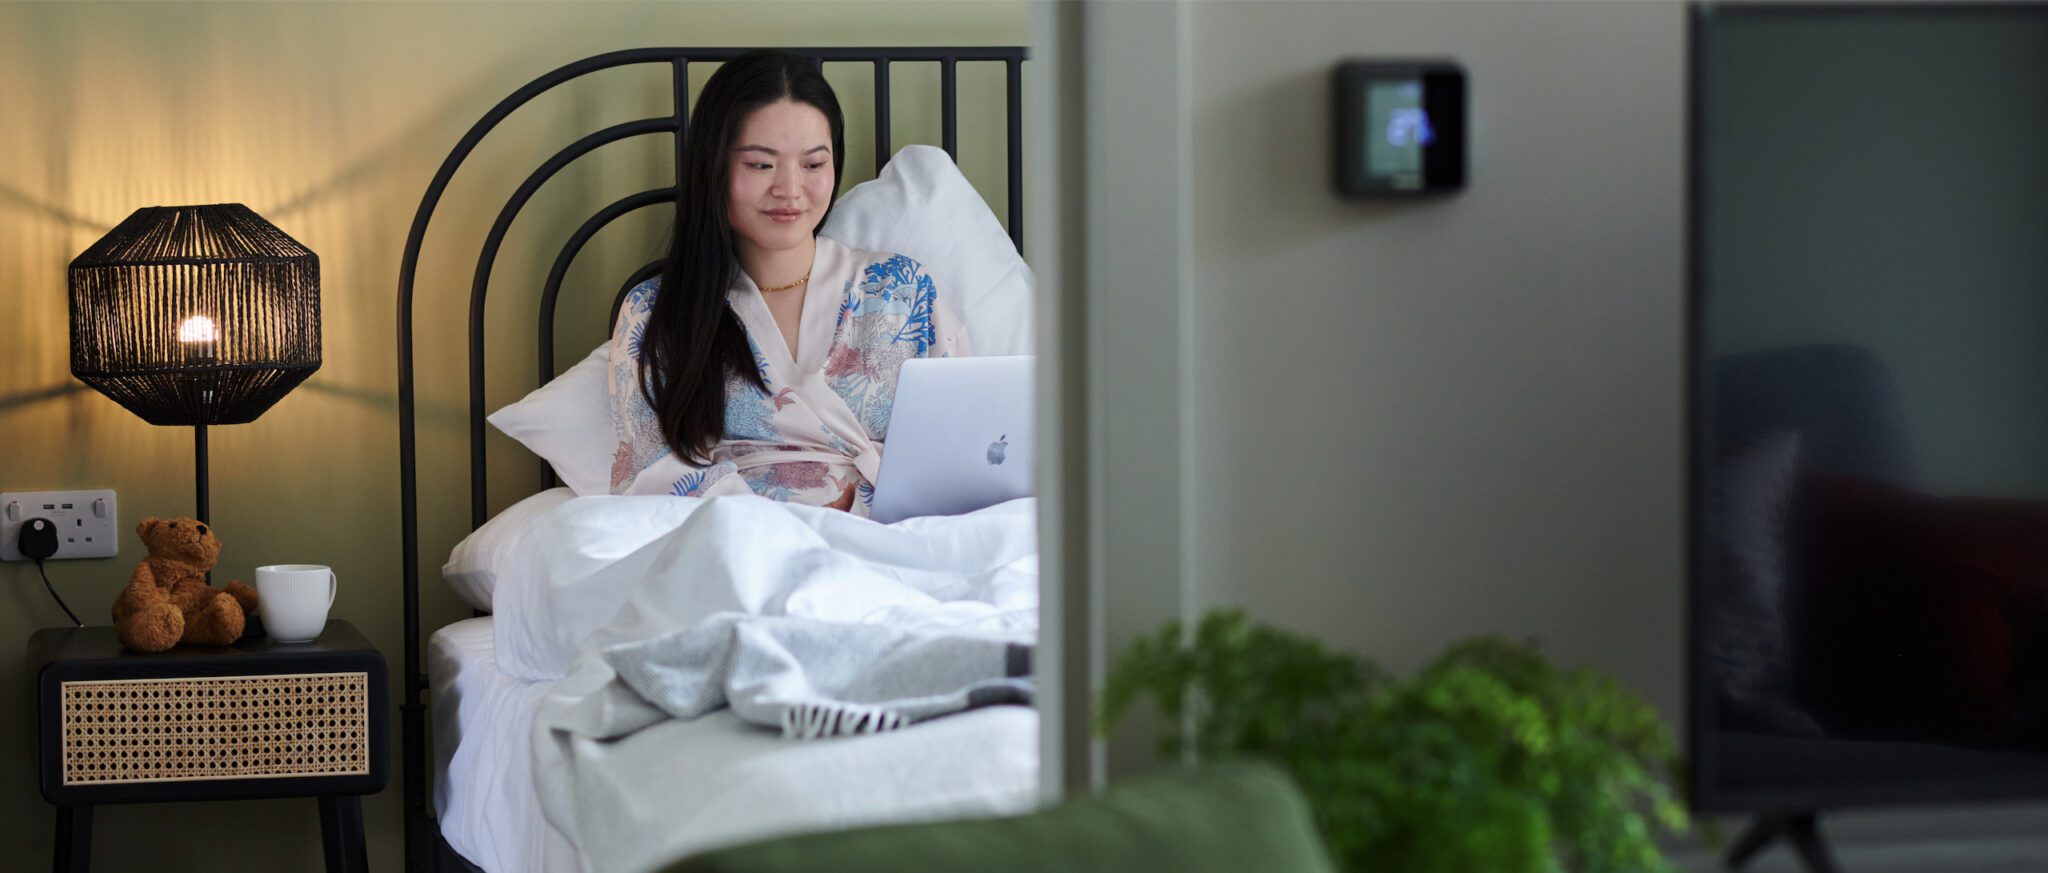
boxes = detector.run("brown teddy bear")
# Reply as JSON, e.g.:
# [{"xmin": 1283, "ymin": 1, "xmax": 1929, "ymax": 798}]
[{"xmin": 112, "ymin": 516, "xmax": 260, "ymax": 652}]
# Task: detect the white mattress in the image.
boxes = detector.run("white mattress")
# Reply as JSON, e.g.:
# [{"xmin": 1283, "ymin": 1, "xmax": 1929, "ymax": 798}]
[
  {"xmin": 433, "ymin": 617, "xmax": 1041, "ymax": 873},
  {"xmin": 430, "ymin": 617, "xmax": 581, "ymax": 873}
]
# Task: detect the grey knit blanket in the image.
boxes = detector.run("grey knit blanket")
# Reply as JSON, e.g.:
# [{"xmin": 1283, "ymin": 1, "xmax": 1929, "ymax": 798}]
[{"xmin": 602, "ymin": 613, "xmax": 1034, "ymax": 739}]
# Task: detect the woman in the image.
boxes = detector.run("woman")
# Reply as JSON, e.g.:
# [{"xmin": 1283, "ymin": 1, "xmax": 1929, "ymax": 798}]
[{"xmin": 609, "ymin": 49, "xmax": 970, "ymax": 513}]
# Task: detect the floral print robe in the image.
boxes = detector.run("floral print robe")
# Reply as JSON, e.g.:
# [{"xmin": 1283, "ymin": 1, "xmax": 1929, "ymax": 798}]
[{"xmin": 609, "ymin": 236, "xmax": 970, "ymax": 515}]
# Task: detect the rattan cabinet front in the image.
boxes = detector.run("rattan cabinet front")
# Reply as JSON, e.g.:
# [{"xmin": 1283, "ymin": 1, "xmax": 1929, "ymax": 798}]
[
  {"xmin": 61, "ymin": 671, "xmax": 372, "ymax": 786},
  {"xmin": 30, "ymin": 621, "xmax": 388, "ymax": 806}
]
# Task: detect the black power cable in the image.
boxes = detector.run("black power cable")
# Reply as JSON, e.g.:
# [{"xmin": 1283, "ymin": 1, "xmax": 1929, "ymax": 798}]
[
  {"xmin": 18, "ymin": 518, "xmax": 82, "ymax": 627},
  {"xmin": 37, "ymin": 560, "xmax": 82, "ymax": 627}
]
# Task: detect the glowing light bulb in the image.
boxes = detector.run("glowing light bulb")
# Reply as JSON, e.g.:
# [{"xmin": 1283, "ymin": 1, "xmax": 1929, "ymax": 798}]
[{"xmin": 178, "ymin": 315, "xmax": 217, "ymax": 343}]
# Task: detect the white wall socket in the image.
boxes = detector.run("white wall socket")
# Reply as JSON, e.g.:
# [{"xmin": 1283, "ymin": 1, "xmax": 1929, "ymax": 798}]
[{"xmin": 1, "ymin": 490, "xmax": 119, "ymax": 561}]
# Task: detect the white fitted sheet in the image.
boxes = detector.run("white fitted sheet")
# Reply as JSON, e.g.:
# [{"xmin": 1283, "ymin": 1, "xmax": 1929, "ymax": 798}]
[{"xmin": 430, "ymin": 617, "xmax": 582, "ymax": 873}]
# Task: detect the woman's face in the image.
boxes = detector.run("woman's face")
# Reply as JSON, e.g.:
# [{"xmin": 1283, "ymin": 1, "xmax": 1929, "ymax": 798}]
[{"xmin": 727, "ymin": 99, "xmax": 836, "ymax": 258}]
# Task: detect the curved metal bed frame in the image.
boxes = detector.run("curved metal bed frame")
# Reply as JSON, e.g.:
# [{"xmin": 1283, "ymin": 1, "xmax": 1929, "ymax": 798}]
[{"xmin": 394, "ymin": 46, "xmax": 1027, "ymax": 872}]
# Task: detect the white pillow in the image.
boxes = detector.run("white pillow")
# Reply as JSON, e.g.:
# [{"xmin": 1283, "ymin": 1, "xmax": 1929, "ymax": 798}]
[
  {"xmin": 823, "ymin": 144, "xmax": 1035, "ymax": 356},
  {"xmin": 485, "ymin": 343, "xmax": 612, "ymax": 497},
  {"xmin": 439, "ymin": 486, "xmax": 576, "ymax": 612}
]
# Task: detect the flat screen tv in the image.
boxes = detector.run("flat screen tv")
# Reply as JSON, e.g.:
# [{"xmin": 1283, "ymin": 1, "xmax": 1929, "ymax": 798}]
[{"xmin": 1688, "ymin": 3, "xmax": 2048, "ymax": 870}]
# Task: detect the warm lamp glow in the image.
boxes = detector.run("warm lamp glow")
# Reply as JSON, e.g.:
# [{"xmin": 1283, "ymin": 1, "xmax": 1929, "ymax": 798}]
[{"xmin": 178, "ymin": 315, "xmax": 218, "ymax": 343}]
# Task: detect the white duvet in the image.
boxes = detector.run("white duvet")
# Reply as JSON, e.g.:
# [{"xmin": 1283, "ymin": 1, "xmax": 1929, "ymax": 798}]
[{"xmin": 498, "ymin": 493, "xmax": 1040, "ymax": 873}]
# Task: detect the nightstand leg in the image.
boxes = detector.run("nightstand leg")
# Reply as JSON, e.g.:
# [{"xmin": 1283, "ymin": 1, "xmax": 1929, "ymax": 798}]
[
  {"xmin": 318, "ymin": 795, "xmax": 367, "ymax": 873},
  {"xmin": 54, "ymin": 805, "xmax": 90, "ymax": 873}
]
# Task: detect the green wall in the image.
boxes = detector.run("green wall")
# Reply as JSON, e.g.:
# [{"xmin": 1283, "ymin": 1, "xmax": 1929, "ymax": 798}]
[{"xmin": 0, "ymin": 2, "xmax": 1025, "ymax": 869}]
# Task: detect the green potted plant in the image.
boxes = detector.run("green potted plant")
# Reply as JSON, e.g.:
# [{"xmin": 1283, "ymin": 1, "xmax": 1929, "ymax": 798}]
[{"xmin": 1099, "ymin": 609, "xmax": 1689, "ymax": 872}]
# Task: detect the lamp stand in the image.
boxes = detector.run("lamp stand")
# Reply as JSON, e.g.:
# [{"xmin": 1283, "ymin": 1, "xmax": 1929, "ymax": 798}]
[
  {"xmin": 195, "ymin": 424, "xmax": 212, "ymax": 584},
  {"xmin": 194, "ymin": 424, "xmax": 209, "ymax": 525}
]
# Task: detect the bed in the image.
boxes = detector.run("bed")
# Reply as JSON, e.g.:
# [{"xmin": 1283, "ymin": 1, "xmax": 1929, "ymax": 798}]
[{"xmin": 395, "ymin": 46, "xmax": 1034, "ymax": 873}]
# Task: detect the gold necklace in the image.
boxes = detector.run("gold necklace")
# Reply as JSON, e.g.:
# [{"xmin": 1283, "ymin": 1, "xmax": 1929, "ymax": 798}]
[{"xmin": 760, "ymin": 270, "xmax": 810, "ymax": 293}]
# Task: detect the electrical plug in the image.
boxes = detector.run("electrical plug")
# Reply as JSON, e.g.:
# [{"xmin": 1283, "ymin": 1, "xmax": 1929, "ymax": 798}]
[{"xmin": 18, "ymin": 518, "xmax": 59, "ymax": 561}]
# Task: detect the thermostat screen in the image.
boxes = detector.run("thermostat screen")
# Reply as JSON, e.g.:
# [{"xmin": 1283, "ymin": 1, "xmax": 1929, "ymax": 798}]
[
  {"xmin": 1366, "ymin": 79, "xmax": 1430, "ymax": 187},
  {"xmin": 1333, "ymin": 59, "xmax": 1464, "ymax": 197}
]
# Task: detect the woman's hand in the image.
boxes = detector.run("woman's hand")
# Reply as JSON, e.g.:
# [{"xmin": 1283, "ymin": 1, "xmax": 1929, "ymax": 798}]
[{"xmin": 826, "ymin": 480, "xmax": 858, "ymax": 512}]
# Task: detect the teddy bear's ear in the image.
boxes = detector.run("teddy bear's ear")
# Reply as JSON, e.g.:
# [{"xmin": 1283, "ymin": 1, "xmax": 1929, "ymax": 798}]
[{"xmin": 136, "ymin": 517, "xmax": 160, "ymax": 539}]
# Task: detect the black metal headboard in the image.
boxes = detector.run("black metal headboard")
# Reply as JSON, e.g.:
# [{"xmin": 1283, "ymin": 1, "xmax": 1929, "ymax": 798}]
[{"xmin": 393, "ymin": 46, "xmax": 1027, "ymax": 871}]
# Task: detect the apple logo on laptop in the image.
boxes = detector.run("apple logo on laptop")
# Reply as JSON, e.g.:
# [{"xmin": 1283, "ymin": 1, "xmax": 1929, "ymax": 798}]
[{"xmin": 987, "ymin": 435, "xmax": 1008, "ymax": 466}]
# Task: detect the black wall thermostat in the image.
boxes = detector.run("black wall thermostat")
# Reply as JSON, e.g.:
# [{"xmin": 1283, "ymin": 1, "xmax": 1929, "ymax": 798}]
[{"xmin": 1333, "ymin": 59, "xmax": 1466, "ymax": 196}]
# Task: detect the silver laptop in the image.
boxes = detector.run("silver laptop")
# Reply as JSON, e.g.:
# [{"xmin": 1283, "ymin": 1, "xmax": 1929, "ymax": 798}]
[{"xmin": 868, "ymin": 356, "xmax": 1034, "ymax": 524}]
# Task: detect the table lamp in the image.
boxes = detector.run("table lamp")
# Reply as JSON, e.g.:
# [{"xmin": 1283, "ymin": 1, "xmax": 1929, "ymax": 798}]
[{"xmin": 68, "ymin": 204, "xmax": 321, "ymax": 524}]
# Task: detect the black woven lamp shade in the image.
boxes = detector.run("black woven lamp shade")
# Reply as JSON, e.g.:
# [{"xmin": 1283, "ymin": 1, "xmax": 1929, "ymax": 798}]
[{"xmin": 69, "ymin": 204, "xmax": 321, "ymax": 426}]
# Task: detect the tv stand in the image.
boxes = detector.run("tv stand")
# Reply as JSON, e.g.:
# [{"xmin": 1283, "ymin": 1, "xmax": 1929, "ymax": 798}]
[{"xmin": 1726, "ymin": 813, "xmax": 1841, "ymax": 873}]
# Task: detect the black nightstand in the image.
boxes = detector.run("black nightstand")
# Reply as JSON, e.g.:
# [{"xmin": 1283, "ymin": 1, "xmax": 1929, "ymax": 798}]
[{"xmin": 28, "ymin": 619, "xmax": 389, "ymax": 873}]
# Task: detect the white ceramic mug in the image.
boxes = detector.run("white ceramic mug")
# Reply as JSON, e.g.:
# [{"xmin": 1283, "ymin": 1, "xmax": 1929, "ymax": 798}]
[{"xmin": 256, "ymin": 564, "xmax": 337, "ymax": 643}]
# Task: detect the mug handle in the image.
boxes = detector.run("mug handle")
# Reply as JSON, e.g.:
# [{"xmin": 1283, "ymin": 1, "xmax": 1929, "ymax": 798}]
[{"xmin": 326, "ymin": 568, "xmax": 338, "ymax": 609}]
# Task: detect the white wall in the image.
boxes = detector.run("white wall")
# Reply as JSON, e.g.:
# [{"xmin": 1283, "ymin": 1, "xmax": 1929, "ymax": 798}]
[{"xmin": 1184, "ymin": 0, "xmax": 1689, "ymax": 719}]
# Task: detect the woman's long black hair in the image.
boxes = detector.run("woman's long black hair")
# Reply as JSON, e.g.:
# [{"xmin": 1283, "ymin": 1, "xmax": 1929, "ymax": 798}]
[{"xmin": 640, "ymin": 50, "xmax": 846, "ymax": 465}]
